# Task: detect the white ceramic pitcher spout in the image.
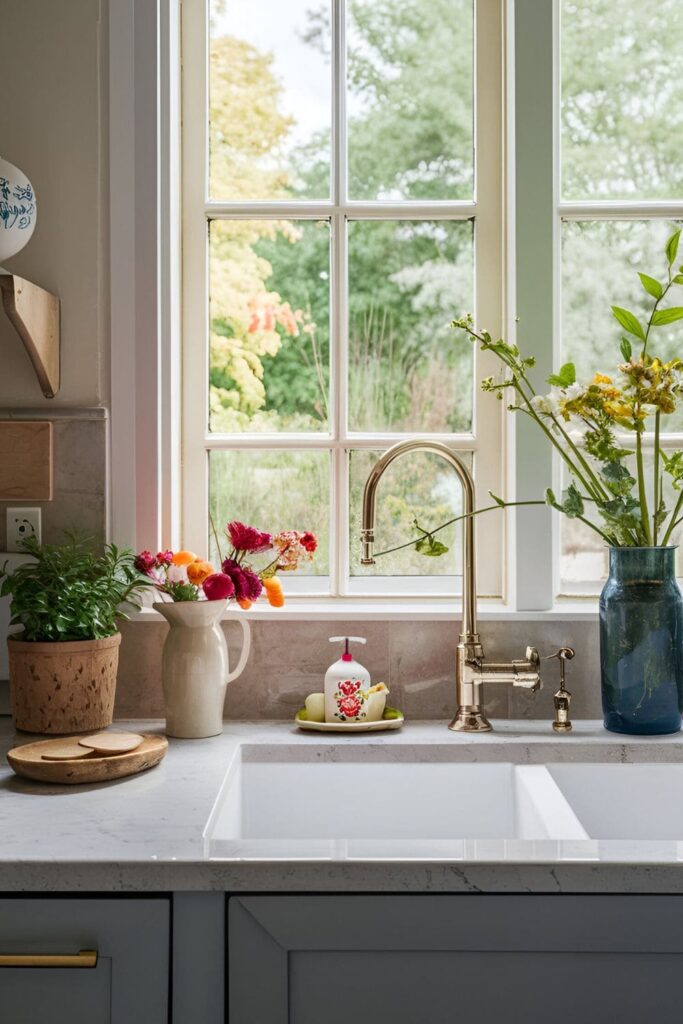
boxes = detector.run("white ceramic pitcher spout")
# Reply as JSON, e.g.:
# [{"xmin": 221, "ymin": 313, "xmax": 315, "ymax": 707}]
[{"xmin": 155, "ymin": 600, "xmax": 252, "ymax": 738}]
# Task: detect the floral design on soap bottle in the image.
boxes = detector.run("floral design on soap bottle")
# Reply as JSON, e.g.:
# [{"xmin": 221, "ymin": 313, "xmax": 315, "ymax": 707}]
[{"xmin": 334, "ymin": 679, "xmax": 367, "ymax": 721}]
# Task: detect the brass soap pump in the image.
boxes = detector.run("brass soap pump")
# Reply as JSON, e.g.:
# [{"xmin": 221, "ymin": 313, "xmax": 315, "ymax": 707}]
[{"xmin": 546, "ymin": 646, "xmax": 575, "ymax": 733}]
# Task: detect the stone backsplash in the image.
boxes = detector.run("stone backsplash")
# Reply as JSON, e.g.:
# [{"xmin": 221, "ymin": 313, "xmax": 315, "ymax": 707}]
[
  {"xmin": 0, "ymin": 408, "xmax": 106, "ymax": 550},
  {"xmin": 116, "ymin": 616, "xmax": 602, "ymax": 722}
]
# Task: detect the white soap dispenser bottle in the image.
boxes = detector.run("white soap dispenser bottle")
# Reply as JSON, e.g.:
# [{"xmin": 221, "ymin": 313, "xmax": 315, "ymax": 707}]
[{"xmin": 324, "ymin": 636, "xmax": 371, "ymax": 723}]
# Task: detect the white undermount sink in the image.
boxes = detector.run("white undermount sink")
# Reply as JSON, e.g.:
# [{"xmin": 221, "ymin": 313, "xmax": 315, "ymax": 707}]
[
  {"xmin": 204, "ymin": 745, "xmax": 589, "ymax": 859},
  {"xmin": 547, "ymin": 763, "xmax": 683, "ymax": 840},
  {"xmin": 204, "ymin": 744, "xmax": 683, "ymax": 860}
]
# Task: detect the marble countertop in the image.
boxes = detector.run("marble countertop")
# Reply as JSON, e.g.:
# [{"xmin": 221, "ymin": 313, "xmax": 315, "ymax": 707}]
[{"xmin": 3, "ymin": 718, "xmax": 683, "ymax": 893}]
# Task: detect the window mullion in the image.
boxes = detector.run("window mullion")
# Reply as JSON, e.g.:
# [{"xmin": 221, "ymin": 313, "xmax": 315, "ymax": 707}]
[
  {"xmin": 331, "ymin": 0, "xmax": 346, "ymax": 595},
  {"xmin": 334, "ymin": 446, "xmax": 350, "ymax": 596},
  {"xmin": 559, "ymin": 201, "xmax": 683, "ymax": 220},
  {"xmin": 472, "ymin": 0, "xmax": 505, "ymax": 600},
  {"xmin": 333, "ymin": 0, "xmax": 346, "ymax": 208},
  {"xmin": 181, "ymin": 0, "xmax": 210, "ymax": 556},
  {"xmin": 203, "ymin": 435, "xmax": 480, "ymax": 452},
  {"xmin": 331, "ymin": 210, "xmax": 347, "ymax": 596},
  {"xmin": 511, "ymin": 0, "xmax": 555, "ymax": 610},
  {"xmin": 204, "ymin": 201, "xmax": 477, "ymax": 219}
]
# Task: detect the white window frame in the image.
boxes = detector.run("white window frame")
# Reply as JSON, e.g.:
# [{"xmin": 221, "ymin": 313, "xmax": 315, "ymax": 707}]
[
  {"xmin": 108, "ymin": 0, "xmax": 181, "ymax": 553},
  {"xmin": 506, "ymin": 0, "xmax": 683, "ymax": 609},
  {"xmin": 553, "ymin": 0, "xmax": 683, "ymax": 600},
  {"xmin": 180, "ymin": 0, "xmax": 506, "ymax": 601}
]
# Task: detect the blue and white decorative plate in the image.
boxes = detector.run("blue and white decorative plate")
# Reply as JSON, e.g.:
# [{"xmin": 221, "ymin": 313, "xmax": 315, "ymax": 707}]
[{"xmin": 0, "ymin": 155, "xmax": 37, "ymax": 263}]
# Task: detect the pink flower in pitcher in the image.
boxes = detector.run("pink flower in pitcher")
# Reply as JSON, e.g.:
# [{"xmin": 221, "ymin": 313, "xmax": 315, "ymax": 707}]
[
  {"xmin": 134, "ymin": 550, "xmax": 157, "ymax": 574},
  {"xmin": 203, "ymin": 572, "xmax": 235, "ymax": 601},
  {"xmin": 273, "ymin": 530, "xmax": 317, "ymax": 571},
  {"xmin": 226, "ymin": 520, "xmax": 273, "ymax": 554},
  {"xmin": 221, "ymin": 558, "xmax": 263, "ymax": 601}
]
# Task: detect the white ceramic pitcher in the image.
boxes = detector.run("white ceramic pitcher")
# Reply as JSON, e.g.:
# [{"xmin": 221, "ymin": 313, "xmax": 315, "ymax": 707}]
[{"xmin": 155, "ymin": 600, "xmax": 251, "ymax": 738}]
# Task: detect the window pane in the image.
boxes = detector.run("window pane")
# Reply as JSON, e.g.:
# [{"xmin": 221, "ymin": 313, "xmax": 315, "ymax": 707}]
[
  {"xmin": 349, "ymin": 449, "xmax": 472, "ymax": 577},
  {"xmin": 561, "ymin": 0, "xmax": 683, "ymax": 200},
  {"xmin": 209, "ymin": 219, "xmax": 330, "ymax": 433},
  {"xmin": 209, "ymin": 0, "xmax": 331, "ymax": 200},
  {"xmin": 347, "ymin": 0, "xmax": 473, "ymax": 200},
  {"xmin": 561, "ymin": 219, "xmax": 683, "ymax": 432},
  {"xmin": 209, "ymin": 450, "xmax": 329, "ymax": 575},
  {"xmin": 560, "ymin": 514, "xmax": 607, "ymax": 589},
  {"xmin": 347, "ymin": 220, "xmax": 473, "ymax": 432}
]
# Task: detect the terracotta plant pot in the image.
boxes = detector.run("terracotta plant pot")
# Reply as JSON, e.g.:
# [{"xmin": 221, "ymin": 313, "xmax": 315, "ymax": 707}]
[{"xmin": 8, "ymin": 632, "xmax": 121, "ymax": 734}]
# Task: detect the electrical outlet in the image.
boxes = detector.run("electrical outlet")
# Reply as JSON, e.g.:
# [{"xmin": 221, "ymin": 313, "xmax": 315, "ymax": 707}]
[{"xmin": 6, "ymin": 508, "xmax": 41, "ymax": 552}]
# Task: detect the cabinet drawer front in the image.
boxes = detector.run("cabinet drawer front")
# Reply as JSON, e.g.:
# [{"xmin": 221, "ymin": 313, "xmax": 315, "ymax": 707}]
[
  {"xmin": 229, "ymin": 895, "xmax": 683, "ymax": 1024},
  {"xmin": 290, "ymin": 949, "xmax": 682, "ymax": 1024},
  {"xmin": 0, "ymin": 959, "xmax": 111, "ymax": 1024},
  {"xmin": 0, "ymin": 898, "xmax": 169, "ymax": 1024}
]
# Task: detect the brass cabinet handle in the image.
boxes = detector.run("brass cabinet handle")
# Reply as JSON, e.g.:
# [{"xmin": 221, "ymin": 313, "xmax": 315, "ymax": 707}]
[{"xmin": 0, "ymin": 949, "xmax": 98, "ymax": 968}]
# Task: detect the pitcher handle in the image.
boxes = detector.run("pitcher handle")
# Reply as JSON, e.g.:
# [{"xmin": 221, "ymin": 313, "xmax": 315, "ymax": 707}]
[{"xmin": 225, "ymin": 615, "xmax": 252, "ymax": 684}]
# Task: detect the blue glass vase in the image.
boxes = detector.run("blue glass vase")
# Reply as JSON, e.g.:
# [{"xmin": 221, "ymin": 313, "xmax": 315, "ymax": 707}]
[{"xmin": 600, "ymin": 546, "xmax": 683, "ymax": 735}]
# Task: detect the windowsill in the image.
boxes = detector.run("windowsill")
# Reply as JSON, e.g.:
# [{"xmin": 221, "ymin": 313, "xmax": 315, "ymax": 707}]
[{"xmin": 127, "ymin": 596, "xmax": 600, "ymax": 623}]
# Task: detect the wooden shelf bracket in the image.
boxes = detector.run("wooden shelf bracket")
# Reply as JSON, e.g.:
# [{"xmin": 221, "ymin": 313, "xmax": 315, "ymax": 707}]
[{"xmin": 0, "ymin": 273, "xmax": 60, "ymax": 398}]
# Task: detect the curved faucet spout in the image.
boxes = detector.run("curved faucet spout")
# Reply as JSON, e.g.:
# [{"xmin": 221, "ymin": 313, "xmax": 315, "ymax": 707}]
[
  {"xmin": 360, "ymin": 438, "xmax": 542, "ymax": 732},
  {"xmin": 360, "ymin": 439, "xmax": 478, "ymax": 640}
]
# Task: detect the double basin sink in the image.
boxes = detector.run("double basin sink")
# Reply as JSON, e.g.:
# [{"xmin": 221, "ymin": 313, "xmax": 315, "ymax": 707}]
[{"xmin": 204, "ymin": 740, "xmax": 683, "ymax": 861}]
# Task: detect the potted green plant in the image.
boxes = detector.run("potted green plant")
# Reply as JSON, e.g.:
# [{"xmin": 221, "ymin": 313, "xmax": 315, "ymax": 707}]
[{"xmin": 0, "ymin": 535, "xmax": 146, "ymax": 734}]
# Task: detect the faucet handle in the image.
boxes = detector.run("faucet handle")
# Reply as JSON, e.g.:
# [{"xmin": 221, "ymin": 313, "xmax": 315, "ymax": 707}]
[
  {"xmin": 545, "ymin": 647, "xmax": 575, "ymax": 733},
  {"xmin": 511, "ymin": 646, "xmax": 542, "ymax": 690}
]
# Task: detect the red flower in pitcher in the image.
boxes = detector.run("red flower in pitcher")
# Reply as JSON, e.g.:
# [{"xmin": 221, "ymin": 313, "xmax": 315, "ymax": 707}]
[
  {"xmin": 338, "ymin": 695, "xmax": 362, "ymax": 718},
  {"xmin": 338, "ymin": 679, "xmax": 361, "ymax": 697}
]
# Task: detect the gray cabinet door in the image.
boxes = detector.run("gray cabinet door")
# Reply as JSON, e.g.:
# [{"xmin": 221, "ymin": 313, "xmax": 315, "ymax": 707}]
[
  {"xmin": 229, "ymin": 894, "xmax": 683, "ymax": 1024},
  {"xmin": 0, "ymin": 897, "xmax": 169, "ymax": 1024}
]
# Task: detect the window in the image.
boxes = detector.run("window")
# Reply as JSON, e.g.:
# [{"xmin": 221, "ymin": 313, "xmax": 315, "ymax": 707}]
[
  {"xmin": 557, "ymin": 0, "xmax": 683, "ymax": 594},
  {"xmin": 113, "ymin": 0, "xmax": 683, "ymax": 611},
  {"xmin": 181, "ymin": 0, "xmax": 505, "ymax": 599}
]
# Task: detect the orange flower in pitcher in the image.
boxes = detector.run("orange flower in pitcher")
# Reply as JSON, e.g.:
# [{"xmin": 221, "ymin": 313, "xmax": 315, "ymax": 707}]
[
  {"xmin": 171, "ymin": 550, "xmax": 197, "ymax": 566},
  {"xmin": 187, "ymin": 559, "xmax": 214, "ymax": 585},
  {"xmin": 262, "ymin": 577, "xmax": 284, "ymax": 607}
]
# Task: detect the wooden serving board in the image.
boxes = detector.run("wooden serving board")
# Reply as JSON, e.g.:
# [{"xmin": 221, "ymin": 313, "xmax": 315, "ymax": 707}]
[{"xmin": 7, "ymin": 734, "xmax": 168, "ymax": 785}]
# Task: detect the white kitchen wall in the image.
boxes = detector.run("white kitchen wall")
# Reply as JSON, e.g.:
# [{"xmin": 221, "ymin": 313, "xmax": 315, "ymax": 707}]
[{"xmin": 0, "ymin": 0, "xmax": 107, "ymax": 407}]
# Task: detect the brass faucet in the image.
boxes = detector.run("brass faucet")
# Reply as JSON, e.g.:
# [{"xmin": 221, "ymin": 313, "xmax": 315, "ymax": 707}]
[{"xmin": 360, "ymin": 439, "xmax": 541, "ymax": 732}]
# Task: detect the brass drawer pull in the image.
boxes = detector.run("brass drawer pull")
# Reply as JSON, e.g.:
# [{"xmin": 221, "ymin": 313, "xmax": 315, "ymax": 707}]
[{"xmin": 0, "ymin": 949, "xmax": 98, "ymax": 968}]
